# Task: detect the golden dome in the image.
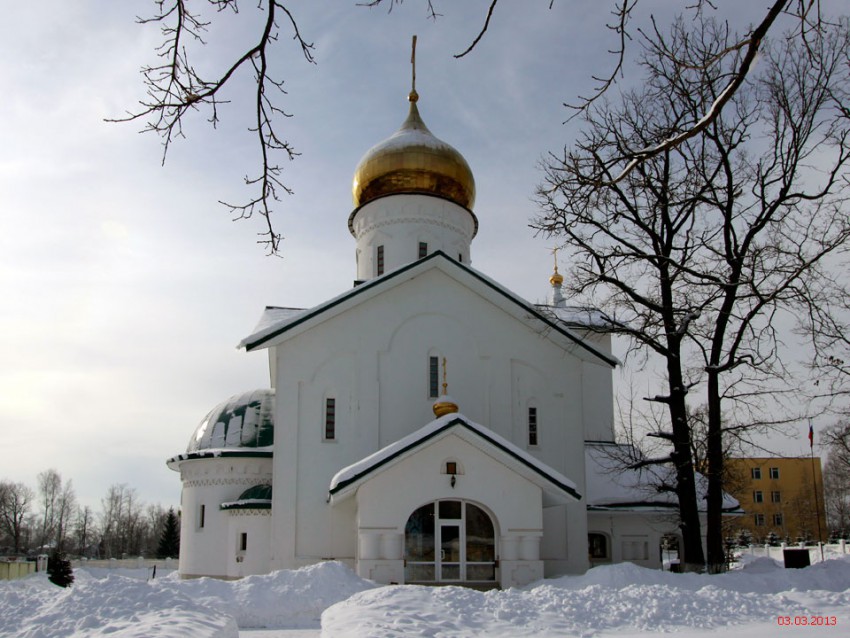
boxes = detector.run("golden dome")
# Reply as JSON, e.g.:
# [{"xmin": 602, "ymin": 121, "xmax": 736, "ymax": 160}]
[
  {"xmin": 352, "ymin": 92, "xmax": 476, "ymax": 210},
  {"xmin": 549, "ymin": 268, "xmax": 564, "ymax": 287},
  {"xmin": 432, "ymin": 398, "xmax": 459, "ymax": 418}
]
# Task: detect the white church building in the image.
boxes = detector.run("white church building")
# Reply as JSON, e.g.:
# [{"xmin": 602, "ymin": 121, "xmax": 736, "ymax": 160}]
[{"xmin": 167, "ymin": 78, "xmax": 737, "ymax": 588}]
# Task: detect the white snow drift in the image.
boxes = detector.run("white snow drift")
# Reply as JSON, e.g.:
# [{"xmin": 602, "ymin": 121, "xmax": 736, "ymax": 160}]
[{"xmin": 1, "ymin": 557, "xmax": 849, "ymax": 637}]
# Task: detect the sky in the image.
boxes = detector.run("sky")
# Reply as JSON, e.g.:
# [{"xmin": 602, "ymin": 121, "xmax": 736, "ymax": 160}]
[{"xmin": 0, "ymin": 1, "xmax": 838, "ymax": 511}]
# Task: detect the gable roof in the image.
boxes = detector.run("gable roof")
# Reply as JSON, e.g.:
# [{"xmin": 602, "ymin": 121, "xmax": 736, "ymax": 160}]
[
  {"xmin": 328, "ymin": 413, "xmax": 581, "ymax": 505},
  {"xmin": 239, "ymin": 251, "xmax": 617, "ymax": 367}
]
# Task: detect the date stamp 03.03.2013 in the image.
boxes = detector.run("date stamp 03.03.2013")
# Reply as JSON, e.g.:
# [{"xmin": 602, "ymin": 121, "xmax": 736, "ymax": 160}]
[{"xmin": 777, "ymin": 616, "xmax": 838, "ymax": 627}]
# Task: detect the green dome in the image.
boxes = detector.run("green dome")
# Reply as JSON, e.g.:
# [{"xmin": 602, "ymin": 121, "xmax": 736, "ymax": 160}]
[
  {"xmin": 221, "ymin": 484, "xmax": 273, "ymax": 510},
  {"xmin": 187, "ymin": 389, "xmax": 274, "ymax": 452},
  {"xmin": 237, "ymin": 484, "xmax": 272, "ymax": 501}
]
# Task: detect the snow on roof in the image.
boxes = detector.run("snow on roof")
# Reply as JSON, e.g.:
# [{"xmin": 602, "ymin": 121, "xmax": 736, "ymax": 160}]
[
  {"xmin": 585, "ymin": 443, "xmax": 740, "ymax": 512},
  {"xmin": 247, "ymin": 306, "xmax": 306, "ymax": 338},
  {"xmin": 329, "ymin": 413, "xmax": 580, "ymax": 501},
  {"xmin": 239, "ymin": 251, "xmax": 617, "ymax": 367},
  {"xmin": 184, "ymin": 389, "xmax": 275, "ymax": 453},
  {"xmin": 536, "ymin": 305, "xmax": 612, "ymax": 329}
]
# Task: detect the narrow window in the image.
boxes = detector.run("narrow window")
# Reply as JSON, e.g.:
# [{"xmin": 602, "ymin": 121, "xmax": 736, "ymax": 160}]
[
  {"xmin": 754, "ymin": 513, "xmax": 765, "ymax": 526},
  {"xmin": 771, "ymin": 490, "xmax": 781, "ymax": 503},
  {"xmin": 429, "ymin": 356, "xmax": 440, "ymax": 398},
  {"xmin": 753, "ymin": 490, "xmax": 763, "ymax": 503},
  {"xmin": 324, "ymin": 398, "xmax": 336, "ymax": 440},
  {"xmin": 199, "ymin": 504, "xmax": 205, "ymax": 529},
  {"xmin": 588, "ymin": 533, "xmax": 609, "ymax": 559},
  {"xmin": 377, "ymin": 245, "xmax": 385, "ymax": 276},
  {"xmin": 240, "ymin": 532, "xmax": 248, "ymax": 552},
  {"xmin": 528, "ymin": 407, "xmax": 538, "ymax": 446},
  {"xmin": 773, "ymin": 513, "xmax": 784, "ymax": 526},
  {"xmin": 751, "ymin": 467, "xmax": 762, "ymax": 480},
  {"xmin": 418, "ymin": 242, "xmax": 428, "ymax": 259},
  {"xmin": 458, "ymin": 253, "xmax": 463, "ymax": 263},
  {"xmin": 769, "ymin": 467, "xmax": 780, "ymax": 479}
]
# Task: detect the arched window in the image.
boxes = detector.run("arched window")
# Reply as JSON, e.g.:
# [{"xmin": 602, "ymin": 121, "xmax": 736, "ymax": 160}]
[{"xmin": 404, "ymin": 500, "xmax": 496, "ymax": 584}]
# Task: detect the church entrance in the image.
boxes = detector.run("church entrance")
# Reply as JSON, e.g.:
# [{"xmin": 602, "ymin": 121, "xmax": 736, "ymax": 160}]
[{"xmin": 404, "ymin": 499, "xmax": 496, "ymax": 585}]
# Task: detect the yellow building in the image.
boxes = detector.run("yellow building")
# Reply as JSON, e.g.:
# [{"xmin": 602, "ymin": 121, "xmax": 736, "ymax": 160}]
[{"xmin": 724, "ymin": 457, "xmax": 827, "ymax": 543}]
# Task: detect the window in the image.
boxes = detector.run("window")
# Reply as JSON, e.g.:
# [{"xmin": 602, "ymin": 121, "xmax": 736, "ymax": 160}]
[
  {"xmin": 446, "ymin": 461, "xmax": 457, "ymax": 475},
  {"xmin": 199, "ymin": 504, "xmax": 205, "ymax": 529},
  {"xmin": 588, "ymin": 533, "xmax": 609, "ymax": 560},
  {"xmin": 324, "ymin": 398, "xmax": 336, "ymax": 440},
  {"xmin": 753, "ymin": 490, "xmax": 763, "ymax": 503},
  {"xmin": 429, "ymin": 356, "xmax": 440, "ymax": 398},
  {"xmin": 458, "ymin": 253, "xmax": 463, "ymax": 262},
  {"xmin": 239, "ymin": 533, "xmax": 248, "ymax": 552},
  {"xmin": 771, "ymin": 490, "xmax": 781, "ymax": 503},
  {"xmin": 377, "ymin": 245, "xmax": 385, "ymax": 276},
  {"xmin": 773, "ymin": 513, "xmax": 784, "ymax": 526},
  {"xmin": 754, "ymin": 513, "xmax": 765, "ymax": 526},
  {"xmin": 769, "ymin": 467, "xmax": 780, "ymax": 479},
  {"xmin": 751, "ymin": 467, "xmax": 762, "ymax": 480},
  {"xmin": 418, "ymin": 242, "xmax": 428, "ymax": 258},
  {"xmin": 528, "ymin": 407, "xmax": 538, "ymax": 446}
]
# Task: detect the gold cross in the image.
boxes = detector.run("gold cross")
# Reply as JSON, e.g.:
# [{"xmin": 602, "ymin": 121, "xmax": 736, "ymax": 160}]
[
  {"xmin": 442, "ymin": 356, "xmax": 448, "ymax": 395},
  {"xmin": 549, "ymin": 246, "xmax": 561, "ymax": 274}
]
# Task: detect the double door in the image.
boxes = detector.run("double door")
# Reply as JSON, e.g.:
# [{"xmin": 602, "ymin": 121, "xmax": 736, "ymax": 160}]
[{"xmin": 404, "ymin": 499, "xmax": 496, "ymax": 583}]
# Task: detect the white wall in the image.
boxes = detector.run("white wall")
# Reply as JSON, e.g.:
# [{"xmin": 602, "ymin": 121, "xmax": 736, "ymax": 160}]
[
  {"xmin": 176, "ymin": 457, "xmax": 272, "ymax": 578},
  {"xmin": 350, "ymin": 194, "xmax": 476, "ymax": 280}
]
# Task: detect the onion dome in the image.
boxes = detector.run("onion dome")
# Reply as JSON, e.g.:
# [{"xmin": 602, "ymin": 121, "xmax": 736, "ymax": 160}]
[
  {"xmin": 352, "ymin": 91, "xmax": 476, "ymax": 210},
  {"xmin": 549, "ymin": 267, "xmax": 564, "ymax": 287},
  {"xmin": 432, "ymin": 395, "xmax": 459, "ymax": 418},
  {"xmin": 186, "ymin": 389, "xmax": 274, "ymax": 453}
]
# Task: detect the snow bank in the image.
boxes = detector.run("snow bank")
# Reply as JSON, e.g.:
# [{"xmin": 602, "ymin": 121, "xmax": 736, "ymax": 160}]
[
  {"xmin": 0, "ymin": 561, "xmax": 374, "ymax": 637},
  {"xmin": 0, "ymin": 572, "xmax": 237, "ymax": 638},
  {"xmin": 155, "ymin": 561, "xmax": 377, "ymax": 628},
  {"xmin": 322, "ymin": 558, "xmax": 850, "ymax": 637},
  {"xmin": 3, "ymin": 558, "xmax": 849, "ymax": 637}
]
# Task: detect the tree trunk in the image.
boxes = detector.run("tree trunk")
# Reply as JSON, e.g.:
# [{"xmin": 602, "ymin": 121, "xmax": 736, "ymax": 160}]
[
  {"xmin": 667, "ymin": 345, "xmax": 706, "ymax": 571},
  {"xmin": 705, "ymin": 371, "xmax": 726, "ymax": 572}
]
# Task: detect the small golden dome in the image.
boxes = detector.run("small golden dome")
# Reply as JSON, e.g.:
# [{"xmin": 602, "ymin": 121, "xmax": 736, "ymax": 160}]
[
  {"xmin": 432, "ymin": 397, "xmax": 459, "ymax": 418},
  {"xmin": 550, "ymin": 271, "xmax": 564, "ymax": 286},
  {"xmin": 352, "ymin": 93, "xmax": 476, "ymax": 210}
]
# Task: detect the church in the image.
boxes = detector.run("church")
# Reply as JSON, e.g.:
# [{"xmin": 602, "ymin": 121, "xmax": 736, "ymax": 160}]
[{"xmin": 167, "ymin": 63, "xmax": 736, "ymax": 587}]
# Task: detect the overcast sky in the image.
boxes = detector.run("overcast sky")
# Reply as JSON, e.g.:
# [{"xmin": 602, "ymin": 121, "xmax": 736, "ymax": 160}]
[{"xmin": 0, "ymin": 1, "xmax": 833, "ymax": 510}]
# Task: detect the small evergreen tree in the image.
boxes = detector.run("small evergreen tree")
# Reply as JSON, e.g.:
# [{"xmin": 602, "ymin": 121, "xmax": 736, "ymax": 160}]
[
  {"xmin": 47, "ymin": 551, "xmax": 74, "ymax": 588},
  {"xmin": 766, "ymin": 531, "xmax": 780, "ymax": 547},
  {"xmin": 736, "ymin": 528, "xmax": 752, "ymax": 548},
  {"xmin": 156, "ymin": 508, "xmax": 180, "ymax": 559}
]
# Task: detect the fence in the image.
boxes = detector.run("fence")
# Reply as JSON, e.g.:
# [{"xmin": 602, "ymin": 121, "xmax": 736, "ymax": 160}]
[
  {"xmin": 738, "ymin": 540, "xmax": 848, "ymax": 564},
  {"xmin": 70, "ymin": 557, "xmax": 176, "ymax": 571},
  {"xmin": 0, "ymin": 556, "xmax": 48, "ymax": 581}
]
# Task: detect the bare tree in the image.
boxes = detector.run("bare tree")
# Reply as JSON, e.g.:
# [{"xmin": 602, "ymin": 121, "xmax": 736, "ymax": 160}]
[
  {"xmin": 118, "ymin": 1, "xmax": 828, "ymax": 254},
  {"xmin": 111, "ymin": 0, "xmax": 316, "ymax": 254},
  {"xmin": 534, "ymin": 16, "xmax": 850, "ymax": 570},
  {"xmin": 53, "ymin": 480, "xmax": 76, "ymax": 554},
  {"xmin": 36, "ymin": 469, "xmax": 62, "ymax": 550},
  {"xmin": 822, "ymin": 423, "xmax": 850, "ymax": 535},
  {"xmin": 0, "ymin": 480, "xmax": 35, "ymax": 554},
  {"xmin": 74, "ymin": 505, "xmax": 95, "ymax": 558}
]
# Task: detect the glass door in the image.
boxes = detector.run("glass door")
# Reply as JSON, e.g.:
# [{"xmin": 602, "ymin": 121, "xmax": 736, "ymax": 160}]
[
  {"xmin": 439, "ymin": 523, "xmax": 462, "ymax": 581},
  {"xmin": 404, "ymin": 500, "xmax": 496, "ymax": 584}
]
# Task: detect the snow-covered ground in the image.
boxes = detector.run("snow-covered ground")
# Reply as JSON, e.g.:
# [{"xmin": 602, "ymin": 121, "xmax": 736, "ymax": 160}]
[{"xmin": 2, "ymin": 556, "xmax": 849, "ymax": 637}]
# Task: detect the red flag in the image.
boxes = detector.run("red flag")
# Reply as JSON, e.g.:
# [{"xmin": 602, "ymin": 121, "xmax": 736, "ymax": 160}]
[{"xmin": 808, "ymin": 422, "xmax": 814, "ymax": 448}]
